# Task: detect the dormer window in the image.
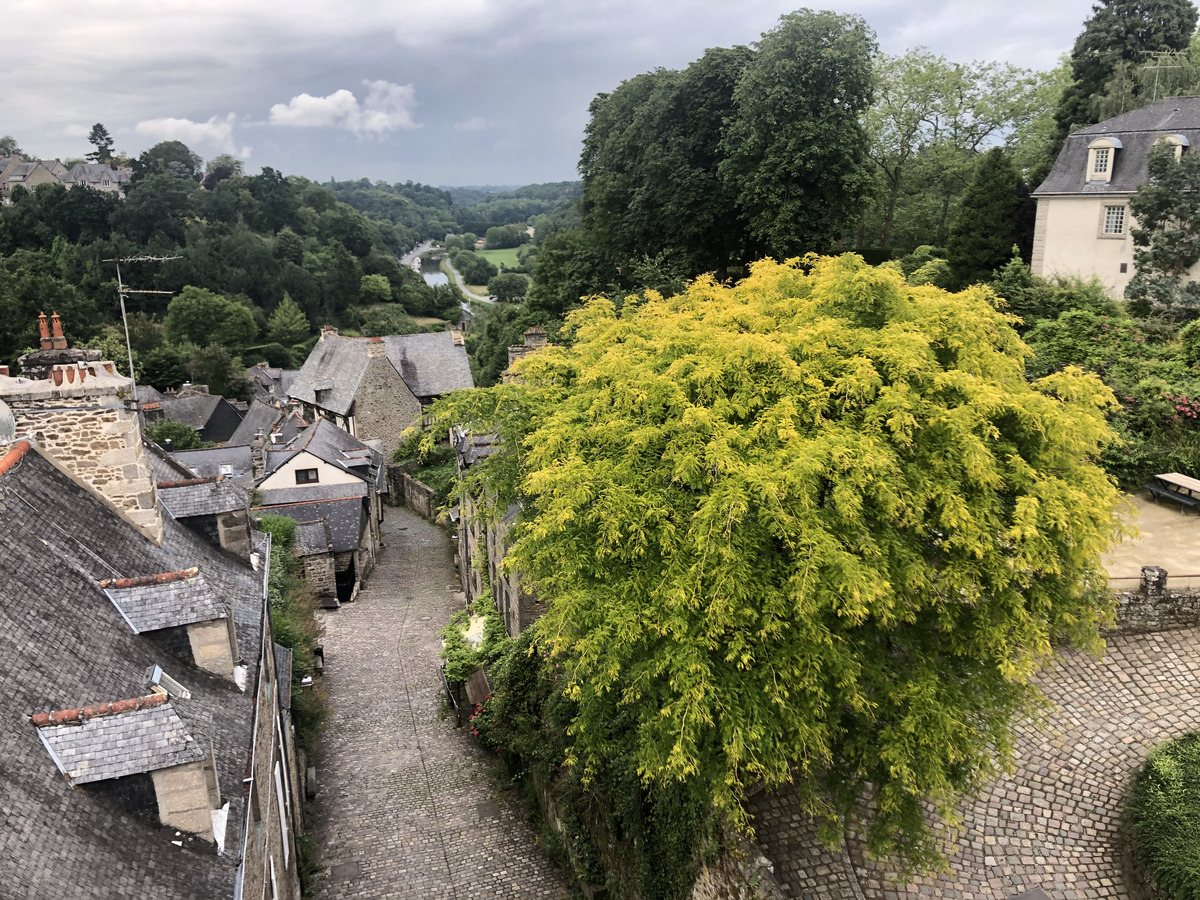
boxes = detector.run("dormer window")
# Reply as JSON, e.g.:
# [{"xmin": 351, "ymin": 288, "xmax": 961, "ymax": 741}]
[
  {"xmin": 1086, "ymin": 137, "xmax": 1121, "ymax": 184},
  {"xmin": 1159, "ymin": 133, "xmax": 1189, "ymax": 160}
]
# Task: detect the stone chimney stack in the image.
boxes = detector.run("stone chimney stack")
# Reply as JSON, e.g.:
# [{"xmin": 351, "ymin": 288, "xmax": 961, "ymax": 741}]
[
  {"xmin": 0, "ymin": 315, "xmax": 163, "ymax": 544},
  {"xmin": 365, "ymin": 336, "xmax": 386, "ymax": 357},
  {"xmin": 322, "ymin": 325, "xmax": 339, "ymax": 338},
  {"xmin": 524, "ymin": 326, "xmax": 548, "ymax": 350},
  {"xmin": 250, "ymin": 432, "xmax": 267, "ymax": 481}
]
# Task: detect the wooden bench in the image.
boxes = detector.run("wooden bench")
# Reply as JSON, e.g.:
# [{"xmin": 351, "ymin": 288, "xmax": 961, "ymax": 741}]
[{"xmin": 1146, "ymin": 482, "xmax": 1200, "ymax": 512}]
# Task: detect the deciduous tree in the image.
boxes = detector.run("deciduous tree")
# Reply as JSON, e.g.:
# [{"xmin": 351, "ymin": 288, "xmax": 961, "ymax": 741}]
[
  {"xmin": 427, "ymin": 255, "xmax": 1121, "ymax": 867},
  {"xmin": 1126, "ymin": 141, "xmax": 1200, "ymax": 309},
  {"xmin": 164, "ymin": 285, "xmax": 258, "ymax": 351},
  {"xmin": 719, "ymin": 11, "xmax": 876, "ymax": 258}
]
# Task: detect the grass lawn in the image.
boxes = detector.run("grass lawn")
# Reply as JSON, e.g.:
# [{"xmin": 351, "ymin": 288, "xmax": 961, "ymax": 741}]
[
  {"xmin": 479, "ymin": 247, "xmax": 522, "ymax": 269},
  {"xmin": 411, "ymin": 316, "xmax": 450, "ymax": 326}
]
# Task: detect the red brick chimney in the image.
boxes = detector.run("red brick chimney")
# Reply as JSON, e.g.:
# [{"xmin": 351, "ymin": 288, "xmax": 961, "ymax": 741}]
[{"xmin": 38, "ymin": 312, "xmax": 51, "ymax": 350}]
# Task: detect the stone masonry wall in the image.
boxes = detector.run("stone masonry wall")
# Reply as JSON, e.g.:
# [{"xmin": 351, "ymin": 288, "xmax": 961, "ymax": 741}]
[
  {"xmin": 401, "ymin": 473, "xmax": 436, "ymax": 519},
  {"xmin": 1, "ymin": 387, "xmax": 162, "ymax": 543},
  {"xmin": 352, "ymin": 355, "xmax": 422, "ymax": 463},
  {"xmin": 1109, "ymin": 565, "xmax": 1200, "ymax": 634},
  {"xmin": 302, "ymin": 554, "xmax": 337, "ymax": 598}
]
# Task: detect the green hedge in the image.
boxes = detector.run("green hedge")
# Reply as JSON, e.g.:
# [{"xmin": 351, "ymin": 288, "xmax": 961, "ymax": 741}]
[{"xmin": 1129, "ymin": 732, "xmax": 1200, "ymax": 899}]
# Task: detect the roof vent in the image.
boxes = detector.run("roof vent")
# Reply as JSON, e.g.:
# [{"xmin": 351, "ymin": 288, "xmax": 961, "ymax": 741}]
[{"xmin": 144, "ymin": 664, "xmax": 192, "ymax": 700}]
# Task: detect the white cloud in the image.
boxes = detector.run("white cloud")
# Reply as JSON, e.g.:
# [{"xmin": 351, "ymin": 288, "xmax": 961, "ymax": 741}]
[
  {"xmin": 62, "ymin": 124, "xmax": 91, "ymax": 138},
  {"xmin": 454, "ymin": 117, "xmax": 488, "ymax": 131},
  {"xmin": 268, "ymin": 80, "xmax": 418, "ymax": 135},
  {"xmin": 134, "ymin": 114, "xmax": 240, "ymax": 154}
]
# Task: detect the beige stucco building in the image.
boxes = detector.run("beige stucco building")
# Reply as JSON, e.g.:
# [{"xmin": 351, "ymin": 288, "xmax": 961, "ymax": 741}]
[{"xmin": 1032, "ymin": 96, "xmax": 1200, "ymax": 298}]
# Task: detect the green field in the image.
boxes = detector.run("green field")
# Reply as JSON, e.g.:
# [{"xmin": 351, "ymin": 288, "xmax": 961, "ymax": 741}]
[{"xmin": 478, "ymin": 247, "xmax": 522, "ymax": 269}]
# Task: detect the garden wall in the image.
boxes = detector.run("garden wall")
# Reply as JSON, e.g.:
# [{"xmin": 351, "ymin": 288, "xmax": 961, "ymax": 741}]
[{"xmin": 1110, "ymin": 566, "xmax": 1200, "ymax": 635}]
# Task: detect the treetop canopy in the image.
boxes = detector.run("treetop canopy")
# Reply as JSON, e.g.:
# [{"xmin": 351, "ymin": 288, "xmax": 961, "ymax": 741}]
[{"xmin": 427, "ymin": 254, "xmax": 1122, "ymax": 866}]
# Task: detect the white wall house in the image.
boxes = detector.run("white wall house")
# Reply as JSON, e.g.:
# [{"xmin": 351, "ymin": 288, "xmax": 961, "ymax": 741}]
[{"xmin": 1032, "ymin": 96, "xmax": 1200, "ymax": 298}]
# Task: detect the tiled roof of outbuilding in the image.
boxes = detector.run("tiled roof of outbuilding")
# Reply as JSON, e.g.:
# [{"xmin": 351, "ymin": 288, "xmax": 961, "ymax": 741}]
[
  {"xmin": 100, "ymin": 567, "xmax": 228, "ymax": 632},
  {"xmin": 159, "ymin": 477, "xmax": 247, "ymax": 518},
  {"xmin": 34, "ymin": 694, "xmax": 207, "ymax": 784}
]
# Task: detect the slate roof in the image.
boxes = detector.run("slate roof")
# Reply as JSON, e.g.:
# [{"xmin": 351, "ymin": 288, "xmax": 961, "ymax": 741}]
[
  {"xmin": 258, "ymin": 480, "xmax": 366, "ymax": 506},
  {"xmin": 228, "ymin": 398, "xmax": 283, "ymax": 447},
  {"xmin": 101, "ymin": 568, "xmax": 229, "ymax": 632},
  {"xmin": 453, "ymin": 428, "xmax": 501, "ymax": 469},
  {"xmin": 1034, "ymin": 96, "xmax": 1200, "ymax": 197},
  {"xmin": 381, "ymin": 331, "xmax": 474, "ymax": 399},
  {"xmin": 288, "ymin": 332, "xmax": 369, "ymax": 415},
  {"xmin": 0, "ymin": 443, "xmax": 267, "ymax": 899},
  {"xmin": 158, "ymin": 477, "xmax": 247, "ymax": 518},
  {"xmin": 172, "ymin": 445, "xmax": 253, "ymax": 480},
  {"xmin": 34, "ymin": 694, "xmax": 207, "ymax": 784},
  {"xmin": 137, "ymin": 384, "xmax": 166, "ymax": 405},
  {"xmin": 295, "ymin": 520, "xmax": 333, "ymax": 556},
  {"xmin": 246, "ymin": 364, "xmax": 299, "ymax": 404},
  {"xmin": 157, "ymin": 393, "xmax": 222, "ymax": 428},
  {"xmin": 144, "ymin": 438, "xmax": 198, "ymax": 483},
  {"xmin": 266, "ymin": 418, "xmax": 385, "ymax": 491},
  {"xmin": 253, "ymin": 496, "xmax": 365, "ymax": 554}
]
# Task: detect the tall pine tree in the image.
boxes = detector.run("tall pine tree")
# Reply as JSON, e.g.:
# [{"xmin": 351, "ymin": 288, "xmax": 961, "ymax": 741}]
[{"xmin": 946, "ymin": 148, "xmax": 1023, "ymax": 289}]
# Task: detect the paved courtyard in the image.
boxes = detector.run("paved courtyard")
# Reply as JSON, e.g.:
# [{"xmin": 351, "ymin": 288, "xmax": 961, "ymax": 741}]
[
  {"xmin": 309, "ymin": 506, "xmax": 570, "ymax": 900},
  {"xmin": 751, "ymin": 627, "xmax": 1200, "ymax": 900}
]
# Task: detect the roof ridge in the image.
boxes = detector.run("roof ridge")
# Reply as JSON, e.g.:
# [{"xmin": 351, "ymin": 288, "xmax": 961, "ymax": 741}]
[
  {"xmin": 158, "ymin": 477, "xmax": 219, "ymax": 488},
  {"xmin": 0, "ymin": 439, "xmax": 33, "ymax": 479},
  {"xmin": 99, "ymin": 567, "xmax": 200, "ymax": 590},
  {"xmin": 32, "ymin": 692, "xmax": 169, "ymax": 727}
]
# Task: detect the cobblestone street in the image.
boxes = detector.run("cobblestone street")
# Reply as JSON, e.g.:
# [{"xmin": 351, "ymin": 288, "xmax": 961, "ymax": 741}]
[
  {"xmin": 310, "ymin": 506, "xmax": 571, "ymax": 900},
  {"xmin": 751, "ymin": 627, "xmax": 1200, "ymax": 899}
]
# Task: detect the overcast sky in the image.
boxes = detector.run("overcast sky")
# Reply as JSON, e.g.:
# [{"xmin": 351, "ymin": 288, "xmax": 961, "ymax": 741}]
[{"xmin": 4, "ymin": 0, "xmax": 1093, "ymax": 188}]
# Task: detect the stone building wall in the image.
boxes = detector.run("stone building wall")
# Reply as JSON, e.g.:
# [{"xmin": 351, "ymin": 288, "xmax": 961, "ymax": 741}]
[
  {"xmin": 239, "ymin": 606, "xmax": 301, "ymax": 900},
  {"xmin": 352, "ymin": 353, "xmax": 422, "ymax": 462},
  {"xmin": 302, "ymin": 554, "xmax": 336, "ymax": 598},
  {"xmin": 0, "ymin": 367, "xmax": 162, "ymax": 543}
]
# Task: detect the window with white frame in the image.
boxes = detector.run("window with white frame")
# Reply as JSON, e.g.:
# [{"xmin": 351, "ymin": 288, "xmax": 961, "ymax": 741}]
[
  {"xmin": 1086, "ymin": 137, "xmax": 1120, "ymax": 183},
  {"xmin": 1103, "ymin": 205, "xmax": 1126, "ymax": 235}
]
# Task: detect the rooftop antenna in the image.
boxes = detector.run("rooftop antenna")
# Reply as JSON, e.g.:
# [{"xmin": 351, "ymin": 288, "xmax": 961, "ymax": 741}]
[
  {"xmin": 103, "ymin": 255, "xmax": 180, "ymax": 411},
  {"xmin": 1143, "ymin": 50, "xmax": 1185, "ymax": 102}
]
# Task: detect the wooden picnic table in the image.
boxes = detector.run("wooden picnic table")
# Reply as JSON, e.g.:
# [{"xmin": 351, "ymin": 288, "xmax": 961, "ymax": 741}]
[
  {"xmin": 1156, "ymin": 473, "xmax": 1200, "ymax": 497},
  {"xmin": 1146, "ymin": 473, "xmax": 1200, "ymax": 512}
]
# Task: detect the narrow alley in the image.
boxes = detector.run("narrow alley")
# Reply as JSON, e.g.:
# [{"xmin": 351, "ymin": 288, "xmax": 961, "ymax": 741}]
[{"xmin": 310, "ymin": 506, "xmax": 570, "ymax": 899}]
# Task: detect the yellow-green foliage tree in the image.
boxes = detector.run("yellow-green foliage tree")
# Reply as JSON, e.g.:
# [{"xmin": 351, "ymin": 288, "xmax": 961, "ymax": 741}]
[{"xmin": 426, "ymin": 255, "xmax": 1122, "ymax": 867}]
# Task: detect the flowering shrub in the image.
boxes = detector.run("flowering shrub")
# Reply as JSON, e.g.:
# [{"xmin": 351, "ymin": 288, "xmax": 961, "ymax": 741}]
[{"xmin": 468, "ymin": 693, "xmax": 502, "ymax": 753}]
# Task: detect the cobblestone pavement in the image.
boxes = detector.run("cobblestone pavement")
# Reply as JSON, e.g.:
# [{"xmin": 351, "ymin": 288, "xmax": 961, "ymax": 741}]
[
  {"xmin": 310, "ymin": 506, "xmax": 571, "ymax": 900},
  {"xmin": 752, "ymin": 627, "xmax": 1200, "ymax": 899}
]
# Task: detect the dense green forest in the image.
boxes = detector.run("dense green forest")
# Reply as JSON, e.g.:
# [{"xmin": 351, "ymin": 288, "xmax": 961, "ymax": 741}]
[{"xmin": 0, "ymin": 142, "xmax": 579, "ymax": 396}]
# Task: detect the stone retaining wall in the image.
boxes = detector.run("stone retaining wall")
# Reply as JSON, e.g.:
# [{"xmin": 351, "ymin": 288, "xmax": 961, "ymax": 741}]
[
  {"xmin": 400, "ymin": 473, "xmax": 436, "ymax": 519},
  {"xmin": 1109, "ymin": 566, "xmax": 1200, "ymax": 634}
]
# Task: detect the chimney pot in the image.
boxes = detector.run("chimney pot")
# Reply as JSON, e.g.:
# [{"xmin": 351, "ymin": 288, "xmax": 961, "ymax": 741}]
[
  {"xmin": 0, "ymin": 366, "xmax": 8, "ymax": 377},
  {"xmin": 38, "ymin": 312, "xmax": 51, "ymax": 350},
  {"xmin": 50, "ymin": 312, "xmax": 67, "ymax": 350}
]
